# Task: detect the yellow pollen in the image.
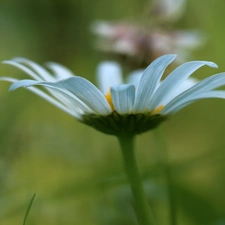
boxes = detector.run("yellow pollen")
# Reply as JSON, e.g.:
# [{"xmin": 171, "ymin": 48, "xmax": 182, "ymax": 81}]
[
  {"xmin": 151, "ymin": 105, "xmax": 164, "ymax": 115},
  {"xmin": 105, "ymin": 90, "xmax": 115, "ymax": 110}
]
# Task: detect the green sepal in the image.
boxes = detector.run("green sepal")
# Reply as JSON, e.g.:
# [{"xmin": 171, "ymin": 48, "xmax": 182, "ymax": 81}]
[{"xmin": 81, "ymin": 111, "xmax": 167, "ymax": 136}]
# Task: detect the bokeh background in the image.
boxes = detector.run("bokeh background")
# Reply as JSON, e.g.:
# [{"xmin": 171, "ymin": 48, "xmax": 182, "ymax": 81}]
[{"xmin": 1, "ymin": 0, "xmax": 225, "ymax": 224}]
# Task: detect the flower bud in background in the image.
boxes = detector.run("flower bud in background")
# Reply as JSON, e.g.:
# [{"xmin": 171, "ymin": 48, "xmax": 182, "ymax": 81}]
[{"xmin": 91, "ymin": 0, "xmax": 205, "ymax": 69}]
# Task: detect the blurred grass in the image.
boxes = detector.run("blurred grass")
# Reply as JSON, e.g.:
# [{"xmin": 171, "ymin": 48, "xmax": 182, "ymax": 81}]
[{"xmin": 1, "ymin": 0, "xmax": 225, "ymax": 225}]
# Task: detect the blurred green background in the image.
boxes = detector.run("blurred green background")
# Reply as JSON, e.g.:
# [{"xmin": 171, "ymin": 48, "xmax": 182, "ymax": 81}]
[{"xmin": 1, "ymin": 0, "xmax": 225, "ymax": 225}]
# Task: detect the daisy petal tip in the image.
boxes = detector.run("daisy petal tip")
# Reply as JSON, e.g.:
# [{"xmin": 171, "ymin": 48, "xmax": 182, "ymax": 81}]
[
  {"xmin": 2, "ymin": 59, "xmax": 19, "ymax": 66},
  {"xmin": 97, "ymin": 61, "xmax": 122, "ymax": 80},
  {"xmin": 170, "ymin": 54, "xmax": 177, "ymax": 61},
  {"xmin": 2, "ymin": 60, "xmax": 11, "ymax": 64},
  {"xmin": 9, "ymin": 80, "xmax": 38, "ymax": 92},
  {"xmin": 9, "ymin": 82, "xmax": 25, "ymax": 92},
  {"xmin": 10, "ymin": 57, "xmax": 25, "ymax": 62},
  {"xmin": 9, "ymin": 83, "xmax": 18, "ymax": 91},
  {"xmin": 159, "ymin": 54, "xmax": 177, "ymax": 61},
  {"xmin": 169, "ymin": 53, "xmax": 177, "ymax": 58},
  {"xmin": 204, "ymin": 61, "xmax": 218, "ymax": 68},
  {"xmin": 97, "ymin": 61, "xmax": 121, "ymax": 71}
]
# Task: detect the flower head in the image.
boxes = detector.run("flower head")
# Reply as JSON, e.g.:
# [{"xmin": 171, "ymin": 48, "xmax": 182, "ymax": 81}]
[{"xmin": 1, "ymin": 55, "xmax": 225, "ymax": 136}]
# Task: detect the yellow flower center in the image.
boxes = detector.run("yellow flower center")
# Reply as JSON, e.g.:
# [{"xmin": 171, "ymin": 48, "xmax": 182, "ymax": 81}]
[
  {"xmin": 105, "ymin": 90, "xmax": 115, "ymax": 110},
  {"xmin": 151, "ymin": 105, "xmax": 164, "ymax": 115}
]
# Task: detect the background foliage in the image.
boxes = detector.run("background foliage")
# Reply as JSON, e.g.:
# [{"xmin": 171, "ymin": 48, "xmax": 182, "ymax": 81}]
[{"xmin": 1, "ymin": 0, "xmax": 225, "ymax": 224}]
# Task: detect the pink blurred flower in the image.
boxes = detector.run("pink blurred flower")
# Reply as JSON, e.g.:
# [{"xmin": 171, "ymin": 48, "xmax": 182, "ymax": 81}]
[{"xmin": 91, "ymin": 21, "xmax": 205, "ymax": 67}]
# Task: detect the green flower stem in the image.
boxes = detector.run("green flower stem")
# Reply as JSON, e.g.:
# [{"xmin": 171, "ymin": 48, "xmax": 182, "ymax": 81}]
[{"xmin": 118, "ymin": 135, "xmax": 156, "ymax": 225}]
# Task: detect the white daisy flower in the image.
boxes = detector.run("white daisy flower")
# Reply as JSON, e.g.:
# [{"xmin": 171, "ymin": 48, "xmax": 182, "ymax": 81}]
[{"xmin": 1, "ymin": 54, "xmax": 225, "ymax": 136}]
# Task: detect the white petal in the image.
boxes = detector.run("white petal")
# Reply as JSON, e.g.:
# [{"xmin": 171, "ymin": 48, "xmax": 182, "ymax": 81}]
[
  {"xmin": 149, "ymin": 60, "xmax": 218, "ymax": 109},
  {"xmin": 162, "ymin": 72, "xmax": 225, "ymax": 114},
  {"xmin": 29, "ymin": 87, "xmax": 82, "ymax": 118},
  {"xmin": 162, "ymin": 77, "xmax": 198, "ymax": 105},
  {"xmin": 0, "ymin": 77, "xmax": 19, "ymax": 83},
  {"xmin": 45, "ymin": 62, "xmax": 75, "ymax": 80},
  {"xmin": 111, "ymin": 84, "xmax": 135, "ymax": 114},
  {"xmin": 96, "ymin": 61, "xmax": 123, "ymax": 94},
  {"xmin": 126, "ymin": 69, "xmax": 144, "ymax": 87},
  {"xmin": 162, "ymin": 90, "xmax": 225, "ymax": 114},
  {"xmin": 10, "ymin": 58, "xmax": 55, "ymax": 81},
  {"xmin": 51, "ymin": 77, "xmax": 112, "ymax": 114},
  {"xmin": 174, "ymin": 77, "xmax": 198, "ymax": 93},
  {"xmin": 3, "ymin": 60, "xmax": 42, "ymax": 81},
  {"xmin": 9, "ymin": 79, "xmax": 94, "ymax": 114},
  {"xmin": 9, "ymin": 79, "xmax": 39, "ymax": 90},
  {"xmin": 3, "ymin": 59, "xmax": 76, "ymax": 109},
  {"xmin": 10, "ymin": 77, "xmax": 112, "ymax": 115},
  {"xmin": 133, "ymin": 54, "xmax": 176, "ymax": 112},
  {"xmin": 0, "ymin": 77, "xmax": 79, "ymax": 117}
]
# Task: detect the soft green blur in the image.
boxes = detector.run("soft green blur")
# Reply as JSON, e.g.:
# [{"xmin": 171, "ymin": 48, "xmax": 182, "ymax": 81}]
[{"xmin": 1, "ymin": 0, "xmax": 225, "ymax": 225}]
